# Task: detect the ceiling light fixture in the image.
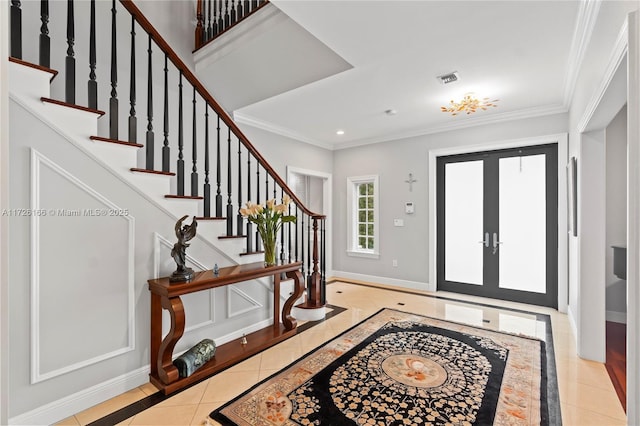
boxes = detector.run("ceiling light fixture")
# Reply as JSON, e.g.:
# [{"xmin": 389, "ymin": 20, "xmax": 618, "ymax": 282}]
[
  {"xmin": 441, "ymin": 93, "xmax": 499, "ymax": 116},
  {"xmin": 384, "ymin": 109, "xmax": 397, "ymax": 116},
  {"xmin": 336, "ymin": 130, "xmax": 345, "ymax": 135}
]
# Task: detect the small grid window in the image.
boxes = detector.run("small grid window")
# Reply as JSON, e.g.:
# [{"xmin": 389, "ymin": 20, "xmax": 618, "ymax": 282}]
[
  {"xmin": 356, "ymin": 182, "xmax": 375, "ymax": 250},
  {"xmin": 347, "ymin": 175, "xmax": 379, "ymax": 258}
]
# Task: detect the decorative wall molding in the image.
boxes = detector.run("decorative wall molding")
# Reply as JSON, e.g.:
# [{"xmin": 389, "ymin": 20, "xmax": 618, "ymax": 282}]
[
  {"xmin": 30, "ymin": 149, "xmax": 135, "ymax": 384},
  {"xmin": 153, "ymin": 232, "xmax": 216, "ymax": 333},
  {"xmin": 227, "ymin": 285, "xmax": 263, "ymax": 318}
]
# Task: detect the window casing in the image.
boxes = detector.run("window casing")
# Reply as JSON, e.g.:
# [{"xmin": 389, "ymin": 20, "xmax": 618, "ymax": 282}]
[{"xmin": 347, "ymin": 175, "xmax": 379, "ymax": 258}]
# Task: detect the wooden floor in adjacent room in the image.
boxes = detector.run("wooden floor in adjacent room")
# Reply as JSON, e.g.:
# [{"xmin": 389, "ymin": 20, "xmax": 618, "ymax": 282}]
[{"xmin": 606, "ymin": 321, "xmax": 627, "ymax": 412}]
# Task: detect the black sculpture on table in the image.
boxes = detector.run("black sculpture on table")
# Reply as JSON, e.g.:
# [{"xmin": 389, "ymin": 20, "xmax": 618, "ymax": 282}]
[{"xmin": 170, "ymin": 215, "xmax": 198, "ymax": 282}]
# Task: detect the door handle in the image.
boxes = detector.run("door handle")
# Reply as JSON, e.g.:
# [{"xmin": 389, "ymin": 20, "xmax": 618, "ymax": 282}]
[
  {"xmin": 492, "ymin": 232, "xmax": 503, "ymax": 254},
  {"xmin": 478, "ymin": 232, "xmax": 489, "ymax": 248}
]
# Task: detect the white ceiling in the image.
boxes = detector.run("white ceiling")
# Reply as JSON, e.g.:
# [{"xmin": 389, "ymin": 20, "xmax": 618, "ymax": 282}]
[{"xmin": 222, "ymin": 1, "xmax": 589, "ymax": 150}]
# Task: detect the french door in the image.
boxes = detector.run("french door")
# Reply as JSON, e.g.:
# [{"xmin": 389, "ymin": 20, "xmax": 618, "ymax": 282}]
[{"xmin": 436, "ymin": 144, "xmax": 558, "ymax": 308}]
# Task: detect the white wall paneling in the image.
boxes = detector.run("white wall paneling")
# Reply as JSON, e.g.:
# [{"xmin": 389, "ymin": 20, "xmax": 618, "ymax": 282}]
[{"xmin": 30, "ymin": 150, "xmax": 135, "ymax": 384}]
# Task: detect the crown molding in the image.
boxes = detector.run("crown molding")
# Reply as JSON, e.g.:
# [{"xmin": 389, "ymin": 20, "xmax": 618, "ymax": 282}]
[
  {"xmin": 234, "ymin": 110, "xmax": 335, "ymax": 150},
  {"xmin": 577, "ymin": 18, "xmax": 629, "ymax": 132},
  {"xmin": 563, "ymin": 0, "xmax": 602, "ymax": 108}
]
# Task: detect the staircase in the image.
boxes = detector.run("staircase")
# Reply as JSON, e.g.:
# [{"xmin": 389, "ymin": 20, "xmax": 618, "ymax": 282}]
[
  {"xmin": 8, "ymin": 0, "xmax": 326, "ymax": 298},
  {"xmin": 6, "ymin": 0, "xmax": 327, "ymax": 423}
]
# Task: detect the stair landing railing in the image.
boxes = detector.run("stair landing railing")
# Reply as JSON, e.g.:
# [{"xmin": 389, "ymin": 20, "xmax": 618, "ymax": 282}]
[
  {"xmin": 8, "ymin": 0, "xmax": 326, "ymax": 308},
  {"xmin": 195, "ymin": 0, "xmax": 270, "ymax": 50}
]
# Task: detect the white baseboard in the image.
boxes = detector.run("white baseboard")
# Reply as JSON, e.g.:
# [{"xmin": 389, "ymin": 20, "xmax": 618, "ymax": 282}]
[
  {"xmin": 606, "ymin": 310, "xmax": 627, "ymax": 324},
  {"xmin": 331, "ymin": 271, "xmax": 434, "ymax": 293},
  {"xmin": 8, "ymin": 366, "xmax": 149, "ymax": 425}
]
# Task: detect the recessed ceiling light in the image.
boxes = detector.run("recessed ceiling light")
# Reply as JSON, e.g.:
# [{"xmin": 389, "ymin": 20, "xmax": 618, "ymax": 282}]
[
  {"xmin": 336, "ymin": 130, "xmax": 345, "ymax": 135},
  {"xmin": 384, "ymin": 109, "xmax": 397, "ymax": 116}
]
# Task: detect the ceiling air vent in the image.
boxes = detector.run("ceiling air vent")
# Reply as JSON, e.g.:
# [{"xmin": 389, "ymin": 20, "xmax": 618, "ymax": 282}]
[{"xmin": 437, "ymin": 72, "xmax": 459, "ymax": 84}]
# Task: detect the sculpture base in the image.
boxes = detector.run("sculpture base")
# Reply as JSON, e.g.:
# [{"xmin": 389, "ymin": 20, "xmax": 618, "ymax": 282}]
[{"xmin": 170, "ymin": 268, "xmax": 194, "ymax": 282}]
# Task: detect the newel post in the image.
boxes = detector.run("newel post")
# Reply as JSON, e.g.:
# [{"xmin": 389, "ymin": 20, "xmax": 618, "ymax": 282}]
[{"xmin": 308, "ymin": 216, "xmax": 322, "ymax": 307}]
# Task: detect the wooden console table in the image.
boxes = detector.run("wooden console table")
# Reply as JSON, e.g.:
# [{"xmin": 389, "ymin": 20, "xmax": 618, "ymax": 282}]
[{"xmin": 147, "ymin": 261, "xmax": 304, "ymax": 394}]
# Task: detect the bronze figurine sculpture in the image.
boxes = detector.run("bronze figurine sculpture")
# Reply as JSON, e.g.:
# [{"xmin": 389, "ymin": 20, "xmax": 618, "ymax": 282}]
[{"xmin": 170, "ymin": 215, "xmax": 198, "ymax": 282}]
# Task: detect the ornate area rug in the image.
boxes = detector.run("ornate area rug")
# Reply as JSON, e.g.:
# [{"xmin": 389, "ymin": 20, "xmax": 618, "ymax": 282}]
[{"xmin": 210, "ymin": 308, "xmax": 552, "ymax": 425}]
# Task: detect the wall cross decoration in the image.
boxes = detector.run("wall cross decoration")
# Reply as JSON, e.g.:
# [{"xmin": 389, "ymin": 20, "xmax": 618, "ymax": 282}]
[{"xmin": 405, "ymin": 173, "xmax": 417, "ymax": 191}]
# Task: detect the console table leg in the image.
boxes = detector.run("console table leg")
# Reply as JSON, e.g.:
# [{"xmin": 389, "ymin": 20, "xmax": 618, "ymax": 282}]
[
  {"xmin": 283, "ymin": 270, "xmax": 304, "ymax": 330},
  {"xmin": 150, "ymin": 293, "xmax": 161, "ymax": 378},
  {"xmin": 157, "ymin": 296, "xmax": 185, "ymax": 384}
]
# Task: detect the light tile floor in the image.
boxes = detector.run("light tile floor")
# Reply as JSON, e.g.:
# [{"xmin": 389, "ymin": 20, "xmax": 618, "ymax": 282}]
[{"xmin": 57, "ymin": 281, "xmax": 627, "ymax": 425}]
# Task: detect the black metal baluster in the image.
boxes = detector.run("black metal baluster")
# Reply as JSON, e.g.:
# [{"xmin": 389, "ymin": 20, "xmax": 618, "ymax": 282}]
[
  {"xmin": 145, "ymin": 34, "xmax": 154, "ymax": 170},
  {"xmin": 39, "ymin": 0, "xmax": 50, "ymax": 67},
  {"xmin": 224, "ymin": 0, "xmax": 230, "ymax": 28},
  {"xmin": 109, "ymin": 0, "xmax": 118, "ymax": 139},
  {"xmin": 255, "ymin": 165, "xmax": 261, "ymax": 251},
  {"xmin": 215, "ymin": 116, "xmax": 222, "ymax": 217},
  {"xmin": 295, "ymin": 205, "xmax": 299, "ymax": 261},
  {"xmin": 177, "ymin": 72, "xmax": 184, "ymax": 195},
  {"xmin": 128, "ymin": 17, "xmax": 137, "ymax": 143},
  {"xmin": 207, "ymin": 0, "xmax": 213, "ymax": 39},
  {"xmin": 212, "ymin": 0, "xmax": 218, "ymax": 36},
  {"xmin": 10, "ymin": 1, "xmax": 22, "ymax": 59},
  {"xmin": 217, "ymin": 0, "xmax": 223, "ymax": 36},
  {"xmin": 162, "ymin": 54, "xmax": 170, "ymax": 172},
  {"xmin": 236, "ymin": 139, "xmax": 243, "ymax": 235},
  {"xmin": 237, "ymin": 0, "xmax": 244, "ymax": 21},
  {"xmin": 65, "ymin": 0, "xmax": 75, "ymax": 104},
  {"xmin": 244, "ymin": 0, "xmax": 250, "ymax": 15},
  {"xmin": 288, "ymin": 201, "xmax": 292, "ymax": 263},
  {"xmin": 273, "ymin": 177, "xmax": 277, "ymax": 200},
  {"xmin": 226, "ymin": 127, "xmax": 233, "ymax": 236},
  {"xmin": 280, "ymin": 188, "xmax": 285, "ymax": 263},
  {"xmin": 88, "ymin": 0, "xmax": 97, "ymax": 109},
  {"xmin": 204, "ymin": 105, "xmax": 211, "ymax": 217},
  {"xmin": 251, "ymin": 0, "xmax": 257, "ymax": 10},
  {"xmin": 230, "ymin": 0, "xmax": 237, "ymax": 24},
  {"xmin": 301, "ymin": 212, "xmax": 305, "ymax": 277},
  {"xmin": 191, "ymin": 88, "xmax": 198, "ymax": 196},
  {"xmin": 246, "ymin": 152, "xmax": 252, "ymax": 252}
]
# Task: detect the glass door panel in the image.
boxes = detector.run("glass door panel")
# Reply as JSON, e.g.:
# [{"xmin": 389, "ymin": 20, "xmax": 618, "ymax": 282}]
[
  {"xmin": 498, "ymin": 155, "xmax": 546, "ymax": 293},
  {"xmin": 444, "ymin": 161, "xmax": 484, "ymax": 285}
]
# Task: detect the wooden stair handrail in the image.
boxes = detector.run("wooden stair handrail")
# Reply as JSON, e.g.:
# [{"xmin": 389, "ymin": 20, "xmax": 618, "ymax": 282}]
[{"xmin": 119, "ymin": 0, "xmax": 324, "ymax": 220}]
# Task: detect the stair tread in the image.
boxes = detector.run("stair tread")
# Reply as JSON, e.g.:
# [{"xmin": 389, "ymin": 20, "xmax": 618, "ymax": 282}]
[
  {"xmin": 195, "ymin": 216, "xmax": 226, "ymax": 221},
  {"xmin": 165, "ymin": 194, "xmax": 205, "ymax": 200},
  {"xmin": 240, "ymin": 251, "xmax": 265, "ymax": 256},
  {"xmin": 219, "ymin": 235, "xmax": 247, "ymax": 239},
  {"xmin": 41, "ymin": 97, "xmax": 105, "ymax": 116},
  {"xmin": 90, "ymin": 136, "xmax": 144, "ymax": 148},
  {"xmin": 130, "ymin": 168, "xmax": 176, "ymax": 176}
]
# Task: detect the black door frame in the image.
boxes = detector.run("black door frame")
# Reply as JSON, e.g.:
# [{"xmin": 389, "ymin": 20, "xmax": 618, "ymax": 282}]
[{"xmin": 436, "ymin": 144, "xmax": 558, "ymax": 308}]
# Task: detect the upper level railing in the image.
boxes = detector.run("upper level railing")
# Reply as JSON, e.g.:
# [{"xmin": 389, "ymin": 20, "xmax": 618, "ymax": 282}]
[
  {"xmin": 8, "ymin": 0, "xmax": 326, "ymax": 307},
  {"xmin": 195, "ymin": 0, "xmax": 270, "ymax": 50}
]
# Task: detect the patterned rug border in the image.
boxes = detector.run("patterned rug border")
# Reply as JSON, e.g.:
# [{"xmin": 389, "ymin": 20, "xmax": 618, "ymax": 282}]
[{"xmin": 210, "ymin": 307, "xmax": 556, "ymax": 425}]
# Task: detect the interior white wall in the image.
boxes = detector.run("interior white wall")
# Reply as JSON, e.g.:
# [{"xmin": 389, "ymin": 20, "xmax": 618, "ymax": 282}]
[
  {"xmin": 577, "ymin": 130, "xmax": 607, "ymax": 362},
  {"xmin": 332, "ymin": 113, "xmax": 568, "ymax": 290},
  {"xmin": 626, "ymin": 9, "xmax": 640, "ymax": 425},
  {"xmin": 605, "ymin": 105, "xmax": 628, "ymax": 321},
  {"xmin": 0, "ymin": 2, "xmax": 10, "ymax": 424}
]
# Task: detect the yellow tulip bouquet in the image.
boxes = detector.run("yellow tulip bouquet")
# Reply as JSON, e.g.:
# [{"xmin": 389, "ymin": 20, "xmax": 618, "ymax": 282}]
[{"xmin": 240, "ymin": 195, "xmax": 296, "ymax": 266}]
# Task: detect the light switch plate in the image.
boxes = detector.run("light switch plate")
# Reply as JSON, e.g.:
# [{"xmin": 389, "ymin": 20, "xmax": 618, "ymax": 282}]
[{"xmin": 394, "ymin": 219, "xmax": 404, "ymax": 227}]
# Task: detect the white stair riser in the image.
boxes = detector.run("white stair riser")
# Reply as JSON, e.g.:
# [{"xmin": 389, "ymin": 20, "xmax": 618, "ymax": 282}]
[{"xmin": 8, "ymin": 61, "xmax": 53, "ymax": 100}]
